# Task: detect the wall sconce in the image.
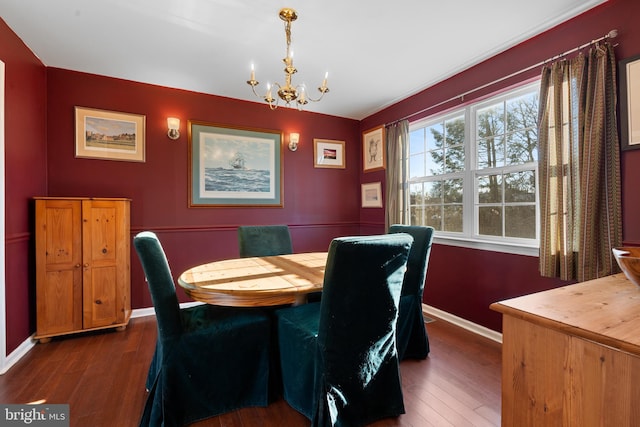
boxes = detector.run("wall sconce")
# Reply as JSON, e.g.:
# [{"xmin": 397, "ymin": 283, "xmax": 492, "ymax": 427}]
[
  {"xmin": 167, "ymin": 117, "xmax": 180, "ymax": 140},
  {"xmin": 289, "ymin": 132, "xmax": 300, "ymax": 151}
]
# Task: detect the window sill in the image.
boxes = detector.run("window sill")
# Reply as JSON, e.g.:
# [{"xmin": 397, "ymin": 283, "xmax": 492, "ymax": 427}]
[{"xmin": 433, "ymin": 235, "xmax": 539, "ymax": 257}]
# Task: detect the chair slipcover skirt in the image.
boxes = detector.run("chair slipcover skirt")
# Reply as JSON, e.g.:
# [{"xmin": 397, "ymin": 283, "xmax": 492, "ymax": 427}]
[
  {"xmin": 134, "ymin": 231, "xmax": 271, "ymax": 427},
  {"xmin": 389, "ymin": 225, "xmax": 434, "ymax": 360},
  {"xmin": 276, "ymin": 233, "xmax": 413, "ymax": 427}
]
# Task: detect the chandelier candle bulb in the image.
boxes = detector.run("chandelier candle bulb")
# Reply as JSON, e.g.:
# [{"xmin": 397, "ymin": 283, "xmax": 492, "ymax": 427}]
[
  {"xmin": 250, "ymin": 64, "xmax": 255, "ymax": 81},
  {"xmin": 265, "ymin": 83, "xmax": 274, "ymax": 103}
]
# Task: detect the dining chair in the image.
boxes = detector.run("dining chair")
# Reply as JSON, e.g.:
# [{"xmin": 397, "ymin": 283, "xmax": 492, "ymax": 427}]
[
  {"xmin": 237, "ymin": 224, "xmax": 293, "ymax": 257},
  {"xmin": 388, "ymin": 224, "xmax": 435, "ymax": 360},
  {"xmin": 133, "ymin": 231, "xmax": 272, "ymax": 427},
  {"xmin": 275, "ymin": 233, "xmax": 413, "ymax": 427}
]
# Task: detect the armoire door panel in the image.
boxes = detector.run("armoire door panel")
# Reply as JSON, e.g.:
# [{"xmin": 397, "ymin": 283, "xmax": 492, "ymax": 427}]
[
  {"xmin": 83, "ymin": 265, "xmax": 119, "ymax": 328},
  {"xmin": 37, "ymin": 269, "xmax": 82, "ymax": 334}
]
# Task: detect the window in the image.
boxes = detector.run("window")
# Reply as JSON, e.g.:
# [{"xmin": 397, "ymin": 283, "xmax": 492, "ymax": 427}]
[
  {"xmin": 409, "ymin": 114, "xmax": 465, "ymax": 232},
  {"xmin": 407, "ymin": 82, "xmax": 539, "ymax": 253}
]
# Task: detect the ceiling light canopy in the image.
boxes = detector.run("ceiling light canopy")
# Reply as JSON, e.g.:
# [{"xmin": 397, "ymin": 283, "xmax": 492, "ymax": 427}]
[{"xmin": 247, "ymin": 8, "xmax": 329, "ymax": 110}]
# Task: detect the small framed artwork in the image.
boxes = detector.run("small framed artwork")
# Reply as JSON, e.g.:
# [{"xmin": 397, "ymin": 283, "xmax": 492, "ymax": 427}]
[
  {"xmin": 361, "ymin": 182, "xmax": 383, "ymax": 208},
  {"xmin": 75, "ymin": 106, "xmax": 146, "ymax": 162},
  {"xmin": 362, "ymin": 125, "xmax": 386, "ymax": 172},
  {"xmin": 313, "ymin": 138, "xmax": 345, "ymax": 169},
  {"xmin": 188, "ymin": 121, "xmax": 283, "ymax": 207},
  {"xmin": 619, "ymin": 54, "xmax": 640, "ymax": 151}
]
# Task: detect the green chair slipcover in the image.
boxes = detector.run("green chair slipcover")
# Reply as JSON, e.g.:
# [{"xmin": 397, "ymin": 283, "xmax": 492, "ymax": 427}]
[
  {"xmin": 388, "ymin": 224, "xmax": 434, "ymax": 360},
  {"xmin": 237, "ymin": 225, "xmax": 293, "ymax": 257},
  {"xmin": 275, "ymin": 233, "xmax": 413, "ymax": 427},
  {"xmin": 133, "ymin": 231, "xmax": 271, "ymax": 427}
]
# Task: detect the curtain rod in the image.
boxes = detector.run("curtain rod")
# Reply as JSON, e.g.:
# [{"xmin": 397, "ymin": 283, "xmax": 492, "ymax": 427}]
[{"xmin": 386, "ymin": 29, "xmax": 618, "ymax": 127}]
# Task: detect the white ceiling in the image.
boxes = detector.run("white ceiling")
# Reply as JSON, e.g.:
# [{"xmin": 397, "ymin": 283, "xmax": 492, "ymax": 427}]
[{"xmin": 1, "ymin": 0, "xmax": 605, "ymax": 120}]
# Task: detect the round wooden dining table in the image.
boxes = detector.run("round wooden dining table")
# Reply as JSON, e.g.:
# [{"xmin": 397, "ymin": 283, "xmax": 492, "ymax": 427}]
[{"xmin": 177, "ymin": 252, "xmax": 328, "ymax": 307}]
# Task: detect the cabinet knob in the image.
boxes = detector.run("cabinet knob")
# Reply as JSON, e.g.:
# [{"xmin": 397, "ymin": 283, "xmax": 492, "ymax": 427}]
[
  {"xmin": 95, "ymin": 299, "xmax": 102, "ymax": 305},
  {"xmin": 75, "ymin": 264, "xmax": 81, "ymax": 268},
  {"xmin": 84, "ymin": 263, "xmax": 90, "ymax": 268}
]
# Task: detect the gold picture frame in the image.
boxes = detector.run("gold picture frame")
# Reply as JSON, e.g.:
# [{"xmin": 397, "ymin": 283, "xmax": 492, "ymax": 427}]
[
  {"xmin": 361, "ymin": 182, "xmax": 383, "ymax": 208},
  {"xmin": 75, "ymin": 106, "xmax": 146, "ymax": 162},
  {"xmin": 362, "ymin": 125, "xmax": 386, "ymax": 172},
  {"xmin": 313, "ymin": 139, "xmax": 346, "ymax": 169},
  {"xmin": 619, "ymin": 54, "xmax": 640, "ymax": 151},
  {"xmin": 188, "ymin": 121, "xmax": 283, "ymax": 207}
]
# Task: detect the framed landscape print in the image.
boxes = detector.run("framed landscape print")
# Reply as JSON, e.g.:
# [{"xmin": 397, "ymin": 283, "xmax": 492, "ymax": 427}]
[
  {"xmin": 361, "ymin": 182, "xmax": 383, "ymax": 208},
  {"xmin": 619, "ymin": 54, "xmax": 640, "ymax": 151},
  {"xmin": 75, "ymin": 106, "xmax": 146, "ymax": 162},
  {"xmin": 188, "ymin": 121, "xmax": 283, "ymax": 207},
  {"xmin": 362, "ymin": 125, "xmax": 386, "ymax": 172},
  {"xmin": 313, "ymin": 138, "xmax": 345, "ymax": 169}
]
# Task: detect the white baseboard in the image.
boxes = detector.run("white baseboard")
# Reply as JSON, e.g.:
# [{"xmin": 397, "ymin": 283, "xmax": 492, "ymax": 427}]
[
  {"xmin": 130, "ymin": 307, "xmax": 156, "ymax": 319},
  {"xmin": 131, "ymin": 301, "xmax": 203, "ymax": 319},
  {"xmin": 422, "ymin": 304, "xmax": 502, "ymax": 344},
  {"xmin": 0, "ymin": 335, "xmax": 36, "ymax": 375}
]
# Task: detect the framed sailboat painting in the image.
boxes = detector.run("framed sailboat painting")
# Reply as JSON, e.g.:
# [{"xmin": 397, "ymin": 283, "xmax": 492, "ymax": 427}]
[{"xmin": 188, "ymin": 121, "xmax": 283, "ymax": 207}]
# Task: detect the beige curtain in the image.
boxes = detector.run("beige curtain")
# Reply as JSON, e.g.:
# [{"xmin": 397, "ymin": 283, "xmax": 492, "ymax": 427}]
[
  {"xmin": 538, "ymin": 42, "xmax": 622, "ymax": 281},
  {"xmin": 385, "ymin": 120, "xmax": 409, "ymax": 230}
]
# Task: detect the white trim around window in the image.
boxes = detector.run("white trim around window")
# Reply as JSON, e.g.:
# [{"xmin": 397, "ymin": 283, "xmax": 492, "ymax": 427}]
[{"xmin": 408, "ymin": 81, "xmax": 540, "ymax": 256}]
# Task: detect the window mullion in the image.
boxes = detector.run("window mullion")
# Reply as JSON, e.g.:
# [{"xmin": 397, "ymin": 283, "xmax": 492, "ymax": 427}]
[{"xmin": 465, "ymin": 107, "xmax": 475, "ymax": 238}]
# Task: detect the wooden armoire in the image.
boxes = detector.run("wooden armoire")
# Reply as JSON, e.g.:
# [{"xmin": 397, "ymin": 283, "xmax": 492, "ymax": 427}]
[{"xmin": 34, "ymin": 197, "xmax": 132, "ymax": 343}]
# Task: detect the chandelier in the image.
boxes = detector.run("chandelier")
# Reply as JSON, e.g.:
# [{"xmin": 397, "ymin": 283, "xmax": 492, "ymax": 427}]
[{"xmin": 247, "ymin": 8, "xmax": 329, "ymax": 110}]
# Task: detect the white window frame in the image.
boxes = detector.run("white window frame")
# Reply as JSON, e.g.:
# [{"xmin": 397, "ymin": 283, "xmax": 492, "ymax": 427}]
[{"xmin": 408, "ymin": 81, "xmax": 540, "ymax": 256}]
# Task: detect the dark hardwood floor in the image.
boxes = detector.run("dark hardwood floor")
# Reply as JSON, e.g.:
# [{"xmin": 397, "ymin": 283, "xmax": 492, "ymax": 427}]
[{"xmin": 0, "ymin": 315, "xmax": 501, "ymax": 426}]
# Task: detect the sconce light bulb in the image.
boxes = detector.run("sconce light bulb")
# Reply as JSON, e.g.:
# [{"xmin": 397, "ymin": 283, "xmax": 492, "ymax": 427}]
[
  {"xmin": 289, "ymin": 132, "xmax": 299, "ymax": 151},
  {"xmin": 167, "ymin": 117, "xmax": 180, "ymax": 140}
]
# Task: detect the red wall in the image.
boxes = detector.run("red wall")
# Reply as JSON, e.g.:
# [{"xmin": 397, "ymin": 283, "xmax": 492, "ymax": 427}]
[
  {"xmin": 0, "ymin": 18, "xmax": 48, "ymax": 354},
  {"xmin": 46, "ymin": 69, "xmax": 362, "ymax": 309},
  {"xmin": 359, "ymin": 0, "xmax": 640, "ymax": 331},
  {"xmin": 4, "ymin": 0, "xmax": 640, "ymax": 356}
]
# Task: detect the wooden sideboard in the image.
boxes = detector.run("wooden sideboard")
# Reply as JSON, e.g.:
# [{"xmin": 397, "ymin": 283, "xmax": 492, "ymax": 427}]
[{"xmin": 491, "ymin": 273, "xmax": 640, "ymax": 426}]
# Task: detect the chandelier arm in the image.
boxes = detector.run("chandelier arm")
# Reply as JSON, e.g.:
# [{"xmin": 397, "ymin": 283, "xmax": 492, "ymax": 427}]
[
  {"xmin": 303, "ymin": 87, "xmax": 329, "ymax": 103},
  {"xmin": 249, "ymin": 81, "xmax": 281, "ymax": 109},
  {"xmin": 249, "ymin": 84, "xmax": 262, "ymax": 98}
]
